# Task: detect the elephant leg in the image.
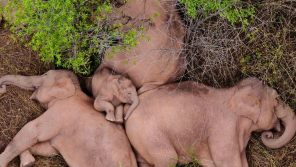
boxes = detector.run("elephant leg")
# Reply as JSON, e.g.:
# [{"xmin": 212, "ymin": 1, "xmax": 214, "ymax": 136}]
[
  {"xmin": 138, "ymin": 162, "xmax": 153, "ymax": 167},
  {"xmin": 115, "ymin": 105, "xmax": 124, "ymax": 123},
  {"xmin": 20, "ymin": 141, "xmax": 58, "ymax": 167},
  {"xmin": 197, "ymin": 149, "xmax": 215, "ymax": 167},
  {"xmin": 208, "ymin": 133, "xmax": 242, "ymax": 167},
  {"xmin": 137, "ymin": 154, "xmax": 153, "ymax": 167},
  {"xmin": 0, "ymin": 112, "xmax": 61, "ymax": 167},
  {"xmin": 241, "ymin": 150, "xmax": 248, "ymax": 167},
  {"xmin": 200, "ymin": 159, "xmax": 215, "ymax": 167},
  {"xmin": 29, "ymin": 141, "xmax": 58, "ymax": 157},
  {"xmin": 134, "ymin": 139, "xmax": 178, "ymax": 167},
  {"xmin": 94, "ymin": 98, "xmax": 115, "ymax": 122},
  {"xmin": 19, "ymin": 150, "xmax": 35, "ymax": 167}
]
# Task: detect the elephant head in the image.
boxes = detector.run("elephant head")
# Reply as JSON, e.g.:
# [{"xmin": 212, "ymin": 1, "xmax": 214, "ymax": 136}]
[
  {"xmin": 115, "ymin": 75, "xmax": 139, "ymax": 120},
  {"xmin": 229, "ymin": 78, "xmax": 296, "ymax": 149},
  {"xmin": 0, "ymin": 70, "xmax": 79, "ymax": 108},
  {"xmin": 90, "ymin": 67, "xmax": 139, "ymax": 120}
]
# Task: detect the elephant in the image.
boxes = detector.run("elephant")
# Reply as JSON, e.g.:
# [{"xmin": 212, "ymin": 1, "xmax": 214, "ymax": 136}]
[
  {"xmin": 122, "ymin": 77, "xmax": 296, "ymax": 167},
  {"xmin": 87, "ymin": 67, "xmax": 139, "ymax": 123},
  {"xmin": 0, "ymin": 70, "xmax": 137, "ymax": 167},
  {"xmin": 97, "ymin": 0, "xmax": 186, "ymax": 94}
]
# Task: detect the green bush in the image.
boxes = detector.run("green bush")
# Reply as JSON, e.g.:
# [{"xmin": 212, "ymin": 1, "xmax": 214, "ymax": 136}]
[
  {"xmin": 0, "ymin": 0, "xmax": 256, "ymax": 75},
  {"xmin": 0, "ymin": 0, "xmax": 136, "ymax": 75},
  {"xmin": 180, "ymin": 0, "xmax": 255, "ymax": 27}
]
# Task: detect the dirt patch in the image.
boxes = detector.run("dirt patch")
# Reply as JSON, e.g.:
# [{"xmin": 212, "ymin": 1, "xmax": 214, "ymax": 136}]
[{"xmin": 0, "ymin": 23, "xmax": 67, "ymax": 166}]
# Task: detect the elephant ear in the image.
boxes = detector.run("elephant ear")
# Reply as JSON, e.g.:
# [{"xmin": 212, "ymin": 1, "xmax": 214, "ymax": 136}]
[
  {"xmin": 229, "ymin": 86, "xmax": 261, "ymax": 123},
  {"xmin": 49, "ymin": 77, "xmax": 76, "ymax": 100},
  {"xmin": 112, "ymin": 79, "xmax": 121, "ymax": 99}
]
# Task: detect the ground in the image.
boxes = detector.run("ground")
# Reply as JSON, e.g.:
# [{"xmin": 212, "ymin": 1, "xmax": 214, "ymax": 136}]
[{"xmin": 0, "ymin": 24, "xmax": 67, "ymax": 167}]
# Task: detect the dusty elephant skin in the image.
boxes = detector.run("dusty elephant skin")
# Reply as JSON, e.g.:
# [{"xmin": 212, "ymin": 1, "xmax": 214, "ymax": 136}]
[
  {"xmin": 87, "ymin": 67, "xmax": 139, "ymax": 123},
  {"xmin": 0, "ymin": 70, "xmax": 137, "ymax": 167},
  {"xmin": 97, "ymin": 0, "xmax": 186, "ymax": 94},
  {"xmin": 124, "ymin": 78, "xmax": 296, "ymax": 167}
]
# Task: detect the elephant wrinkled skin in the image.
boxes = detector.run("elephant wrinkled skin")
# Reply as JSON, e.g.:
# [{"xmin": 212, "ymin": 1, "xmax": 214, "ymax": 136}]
[
  {"xmin": 88, "ymin": 67, "xmax": 139, "ymax": 123},
  {"xmin": 124, "ymin": 78, "xmax": 296, "ymax": 167},
  {"xmin": 0, "ymin": 70, "xmax": 137, "ymax": 167}
]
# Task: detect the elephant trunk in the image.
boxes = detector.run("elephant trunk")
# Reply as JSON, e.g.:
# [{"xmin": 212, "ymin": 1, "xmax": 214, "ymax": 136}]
[
  {"xmin": 261, "ymin": 103, "xmax": 296, "ymax": 149},
  {"xmin": 124, "ymin": 93, "xmax": 140, "ymax": 120},
  {"xmin": 0, "ymin": 75, "xmax": 42, "ymax": 93}
]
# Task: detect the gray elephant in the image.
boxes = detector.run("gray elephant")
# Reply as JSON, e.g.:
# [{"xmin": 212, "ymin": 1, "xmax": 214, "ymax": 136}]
[
  {"xmin": 87, "ymin": 67, "xmax": 139, "ymax": 123},
  {"xmin": 123, "ymin": 77, "xmax": 296, "ymax": 167},
  {"xmin": 0, "ymin": 70, "xmax": 137, "ymax": 167}
]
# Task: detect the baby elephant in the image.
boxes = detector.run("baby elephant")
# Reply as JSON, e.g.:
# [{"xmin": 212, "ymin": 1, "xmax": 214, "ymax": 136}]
[
  {"xmin": 87, "ymin": 68, "xmax": 139, "ymax": 123},
  {"xmin": 0, "ymin": 70, "xmax": 137, "ymax": 167}
]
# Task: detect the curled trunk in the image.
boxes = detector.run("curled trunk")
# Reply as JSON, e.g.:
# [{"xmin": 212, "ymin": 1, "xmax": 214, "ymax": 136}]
[
  {"xmin": 124, "ymin": 93, "xmax": 140, "ymax": 120},
  {"xmin": 261, "ymin": 103, "xmax": 296, "ymax": 149}
]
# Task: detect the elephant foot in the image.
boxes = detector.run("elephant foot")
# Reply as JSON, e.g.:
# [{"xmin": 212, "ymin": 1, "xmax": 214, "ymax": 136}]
[
  {"xmin": 21, "ymin": 161, "xmax": 35, "ymax": 167},
  {"xmin": 105, "ymin": 114, "xmax": 116, "ymax": 122},
  {"xmin": 20, "ymin": 153, "xmax": 35, "ymax": 167}
]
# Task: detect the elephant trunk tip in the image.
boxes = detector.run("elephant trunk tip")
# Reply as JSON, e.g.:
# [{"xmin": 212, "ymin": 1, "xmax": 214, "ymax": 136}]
[
  {"xmin": 0, "ymin": 85, "xmax": 7, "ymax": 94},
  {"xmin": 261, "ymin": 114, "xmax": 296, "ymax": 149},
  {"xmin": 124, "ymin": 97, "xmax": 140, "ymax": 120}
]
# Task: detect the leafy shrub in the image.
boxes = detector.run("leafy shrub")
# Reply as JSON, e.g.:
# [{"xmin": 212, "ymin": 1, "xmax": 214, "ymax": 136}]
[
  {"xmin": 180, "ymin": 0, "xmax": 255, "ymax": 27},
  {"xmin": 0, "ymin": 0, "xmax": 256, "ymax": 75},
  {"xmin": 0, "ymin": 0, "xmax": 135, "ymax": 75}
]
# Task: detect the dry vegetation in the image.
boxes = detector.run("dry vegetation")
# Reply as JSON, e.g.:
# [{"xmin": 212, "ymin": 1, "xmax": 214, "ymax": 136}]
[
  {"xmin": 0, "ymin": 0, "xmax": 296, "ymax": 166},
  {"xmin": 0, "ymin": 25, "xmax": 67, "ymax": 166}
]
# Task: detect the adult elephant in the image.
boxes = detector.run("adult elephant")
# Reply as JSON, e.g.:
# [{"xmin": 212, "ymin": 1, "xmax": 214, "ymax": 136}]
[
  {"xmin": 0, "ymin": 70, "xmax": 137, "ymax": 167},
  {"xmin": 96, "ymin": 0, "xmax": 186, "ymax": 94},
  {"xmin": 123, "ymin": 78, "xmax": 296, "ymax": 167}
]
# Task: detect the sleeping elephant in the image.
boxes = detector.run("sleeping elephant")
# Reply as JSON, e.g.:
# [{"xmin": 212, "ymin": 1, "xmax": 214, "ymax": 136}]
[
  {"xmin": 0, "ymin": 70, "xmax": 137, "ymax": 167},
  {"xmin": 87, "ymin": 67, "xmax": 139, "ymax": 123},
  {"xmin": 123, "ymin": 78, "xmax": 296, "ymax": 167},
  {"xmin": 97, "ymin": 0, "xmax": 186, "ymax": 94}
]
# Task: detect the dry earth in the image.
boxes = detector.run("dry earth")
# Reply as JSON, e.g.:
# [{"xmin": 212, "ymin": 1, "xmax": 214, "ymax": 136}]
[{"xmin": 0, "ymin": 24, "xmax": 68, "ymax": 166}]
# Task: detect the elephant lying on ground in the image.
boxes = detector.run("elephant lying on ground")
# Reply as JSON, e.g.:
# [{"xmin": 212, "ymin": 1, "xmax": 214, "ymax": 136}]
[
  {"xmin": 97, "ymin": 0, "xmax": 186, "ymax": 94},
  {"xmin": 123, "ymin": 78, "xmax": 296, "ymax": 167},
  {"xmin": 0, "ymin": 70, "xmax": 137, "ymax": 167},
  {"xmin": 87, "ymin": 67, "xmax": 139, "ymax": 123}
]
